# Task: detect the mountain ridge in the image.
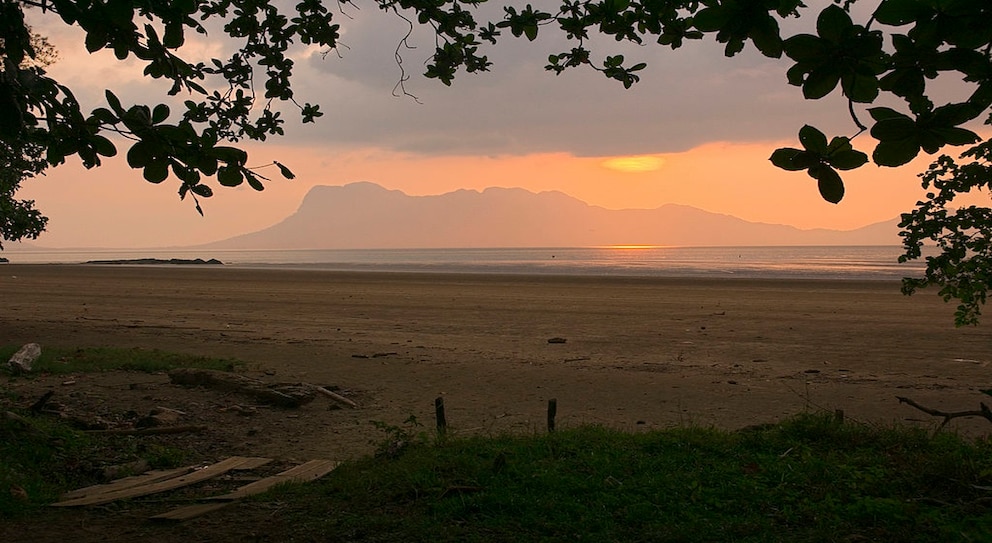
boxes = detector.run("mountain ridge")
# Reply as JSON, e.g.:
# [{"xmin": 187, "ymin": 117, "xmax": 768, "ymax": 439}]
[{"xmin": 202, "ymin": 182, "xmax": 900, "ymax": 249}]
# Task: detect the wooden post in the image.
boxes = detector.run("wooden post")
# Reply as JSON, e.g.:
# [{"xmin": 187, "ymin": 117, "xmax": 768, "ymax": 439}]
[
  {"xmin": 834, "ymin": 409, "xmax": 845, "ymax": 423},
  {"xmin": 435, "ymin": 397, "xmax": 447, "ymax": 435},
  {"xmin": 547, "ymin": 398, "xmax": 557, "ymax": 433}
]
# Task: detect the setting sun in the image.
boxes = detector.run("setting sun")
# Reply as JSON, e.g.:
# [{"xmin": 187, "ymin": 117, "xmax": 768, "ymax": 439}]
[{"xmin": 601, "ymin": 156, "xmax": 666, "ymax": 173}]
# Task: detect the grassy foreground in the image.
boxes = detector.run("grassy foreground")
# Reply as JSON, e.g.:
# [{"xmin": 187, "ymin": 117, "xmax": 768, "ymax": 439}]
[
  {"xmin": 264, "ymin": 416, "xmax": 992, "ymax": 542},
  {"xmin": 3, "ymin": 347, "xmax": 992, "ymax": 541},
  {"xmin": 1, "ymin": 346, "xmax": 238, "ymax": 516}
]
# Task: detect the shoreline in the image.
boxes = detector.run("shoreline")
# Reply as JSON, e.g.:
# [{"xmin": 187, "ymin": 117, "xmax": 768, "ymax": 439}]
[{"xmin": 3, "ymin": 265, "xmax": 991, "ymax": 459}]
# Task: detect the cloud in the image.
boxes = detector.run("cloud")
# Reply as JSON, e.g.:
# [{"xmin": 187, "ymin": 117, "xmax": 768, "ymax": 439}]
[{"xmin": 25, "ymin": 2, "xmax": 861, "ymax": 160}]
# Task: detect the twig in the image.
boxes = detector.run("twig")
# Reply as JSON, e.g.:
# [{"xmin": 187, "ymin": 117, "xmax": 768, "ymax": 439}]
[{"xmin": 896, "ymin": 396, "xmax": 992, "ymax": 431}]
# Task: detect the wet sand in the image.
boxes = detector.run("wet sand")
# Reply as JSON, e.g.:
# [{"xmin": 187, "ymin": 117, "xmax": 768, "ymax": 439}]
[{"xmin": 2, "ymin": 264, "xmax": 991, "ymax": 458}]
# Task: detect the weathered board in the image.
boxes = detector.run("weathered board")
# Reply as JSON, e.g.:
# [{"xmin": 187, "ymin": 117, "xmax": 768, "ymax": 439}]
[
  {"xmin": 59, "ymin": 466, "xmax": 196, "ymax": 501},
  {"xmin": 150, "ymin": 459, "xmax": 340, "ymax": 521},
  {"xmin": 52, "ymin": 456, "xmax": 272, "ymax": 507}
]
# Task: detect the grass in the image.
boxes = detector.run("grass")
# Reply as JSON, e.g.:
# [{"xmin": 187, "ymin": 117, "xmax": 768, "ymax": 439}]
[
  {"xmin": 0, "ymin": 346, "xmax": 240, "ymax": 517},
  {"xmin": 3, "ymin": 347, "xmax": 992, "ymax": 539},
  {"xmin": 265, "ymin": 414, "xmax": 992, "ymax": 542}
]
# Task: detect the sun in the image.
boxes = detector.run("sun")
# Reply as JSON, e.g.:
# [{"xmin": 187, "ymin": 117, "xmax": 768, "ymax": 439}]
[{"xmin": 601, "ymin": 155, "xmax": 665, "ymax": 173}]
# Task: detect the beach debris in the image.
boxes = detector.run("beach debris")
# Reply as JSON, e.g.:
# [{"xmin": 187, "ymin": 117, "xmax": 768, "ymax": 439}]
[
  {"xmin": 308, "ymin": 384, "xmax": 359, "ymax": 408},
  {"xmin": 28, "ymin": 391, "xmax": 55, "ymax": 414},
  {"xmin": 897, "ymin": 396, "xmax": 992, "ymax": 431},
  {"xmin": 372, "ymin": 352, "xmax": 398, "ymax": 358},
  {"xmin": 7, "ymin": 342, "xmax": 41, "ymax": 374},
  {"xmin": 547, "ymin": 337, "xmax": 567, "ymax": 344},
  {"xmin": 168, "ymin": 368, "xmax": 315, "ymax": 408}
]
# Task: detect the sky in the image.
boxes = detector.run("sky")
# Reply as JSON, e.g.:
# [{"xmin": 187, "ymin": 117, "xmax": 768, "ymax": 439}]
[{"xmin": 12, "ymin": 1, "xmax": 988, "ymax": 248}]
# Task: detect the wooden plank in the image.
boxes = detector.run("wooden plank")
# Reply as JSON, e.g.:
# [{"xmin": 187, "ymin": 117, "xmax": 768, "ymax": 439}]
[
  {"xmin": 209, "ymin": 459, "xmax": 340, "ymax": 500},
  {"xmin": 52, "ymin": 456, "xmax": 272, "ymax": 507},
  {"xmin": 150, "ymin": 502, "xmax": 231, "ymax": 521},
  {"xmin": 150, "ymin": 459, "xmax": 339, "ymax": 522},
  {"xmin": 60, "ymin": 466, "xmax": 195, "ymax": 501},
  {"xmin": 229, "ymin": 457, "xmax": 274, "ymax": 471}
]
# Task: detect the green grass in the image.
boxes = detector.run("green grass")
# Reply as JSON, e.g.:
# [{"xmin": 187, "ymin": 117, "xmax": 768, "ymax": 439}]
[
  {"xmin": 0, "ymin": 345, "xmax": 243, "ymax": 375},
  {"xmin": 3, "ymin": 346, "xmax": 992, "ymax": 539},
  {"xmin": 265, "ymin": 414, "xmax": 992, "ymax": 542},
  {"xmin": 1, "ymin": 346, "xmax": 241, "ymax": 517},
  {"xmin": 0, "ymin": 411, "xmax": 192, "ymax": 517}
]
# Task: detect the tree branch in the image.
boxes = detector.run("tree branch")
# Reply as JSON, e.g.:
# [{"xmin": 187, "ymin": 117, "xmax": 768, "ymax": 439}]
[{"xmin": 896, "ymin": 396, "xmax": 992, "ymax": 431}]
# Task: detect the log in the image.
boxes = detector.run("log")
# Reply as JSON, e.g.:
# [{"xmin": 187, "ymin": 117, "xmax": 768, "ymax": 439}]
[{"xmin": 168, "ymin": 368, "xmax": 315, "ymax": 407}]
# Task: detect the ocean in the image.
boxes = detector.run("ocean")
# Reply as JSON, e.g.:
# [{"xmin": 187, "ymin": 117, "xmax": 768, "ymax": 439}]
[{"xmin": 1, "ymin": 245, "xmax": 927, "ymax": 280}]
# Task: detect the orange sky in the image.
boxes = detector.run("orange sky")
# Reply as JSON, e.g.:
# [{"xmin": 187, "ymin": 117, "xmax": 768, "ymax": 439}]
[
  {"xmin": 19, "ymin": 139, "xmax": 959, "ymax": 248},
  {"xmin": 12, "ymin": 3, "xmax": 991, "ymax": 249}
]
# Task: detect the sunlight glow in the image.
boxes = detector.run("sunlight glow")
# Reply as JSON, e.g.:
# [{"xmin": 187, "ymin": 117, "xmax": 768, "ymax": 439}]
[
  {"xmin": 604, "ymin": 245, "xmax": 668, "ymax": 250},
  {"xmin": 601, "ymin": 156, "xmax": 665, "ymax": 173}
]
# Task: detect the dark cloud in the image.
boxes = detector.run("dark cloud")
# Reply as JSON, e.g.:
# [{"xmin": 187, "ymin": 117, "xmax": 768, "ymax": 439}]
[{"xmin": 286, "ymin": 7, "xmax": 854, "ymax": 156}]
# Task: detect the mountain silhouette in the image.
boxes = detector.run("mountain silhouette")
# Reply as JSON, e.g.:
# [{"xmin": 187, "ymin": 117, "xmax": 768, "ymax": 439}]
[{"xmin": 204, "ymin": 182, "xmax": 900, "ymax": 249}]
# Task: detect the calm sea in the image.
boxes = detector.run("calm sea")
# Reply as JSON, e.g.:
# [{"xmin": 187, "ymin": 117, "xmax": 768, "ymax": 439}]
[{"xmin": 2, "ymin": 246, "xmax": 927, "ymax": 280}]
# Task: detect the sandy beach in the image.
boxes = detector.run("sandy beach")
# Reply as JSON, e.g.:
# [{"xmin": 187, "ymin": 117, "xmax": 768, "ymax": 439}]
[{"xmin": 2, "ymin": 265, "xmax": 991, "ymax": 460}]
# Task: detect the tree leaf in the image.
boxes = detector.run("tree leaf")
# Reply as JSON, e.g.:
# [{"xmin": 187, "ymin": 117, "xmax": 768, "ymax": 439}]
[
  {"xmin": 802, "ymin": 68, "xmax": 841, "ymax": 99},
  {"xmin": 828, "ymin": 149, "xmax": 869, "ymax": 170},
  {"xmin": 152, "ymin": 104, "xmax": 169, "ymax": 124},
  {"xmin": 871, "ymin": 117, "xmax": 917, "ymax": 141},
  {"xmin": 143, "ymin": 161, "xmax": 169, "ymax": 183},
  {"xmin": 217, "ymin": 166, "xmax": 243, "ymax": 187},
  {"xmin": 191, "ymin": 184, "xmax": 213, "ymax": 198},
  {"xmin": 868, "ymin": 107, "xmax": 908, "ymax": 122},
  {"xmin": 808, "ymin": 164, "xmax": 844, "ymax": 203},
  {"xmin": 799, "ymin": 125, "xmax": 828, "ymax": 154},
  {"xmin": 873, "ymin": 139, "xmax": 921, "ymax": 167},
  {"xmin": 274, "ymin": 161, "xmax": 295, "ymax": 179},
  {"xmin": 816, "ymin": 5, "xmax": 853, "ymax": 44}
]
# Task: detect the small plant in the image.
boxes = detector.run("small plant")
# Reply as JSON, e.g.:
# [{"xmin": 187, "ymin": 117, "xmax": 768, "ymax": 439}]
[{"xmin": 370, "ymin": 415, "xmax": 426, "ymax": 458}]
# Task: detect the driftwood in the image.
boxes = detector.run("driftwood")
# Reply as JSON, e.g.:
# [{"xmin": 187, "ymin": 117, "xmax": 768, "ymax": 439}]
[
  {"xmin": 168, "ymin": 368, "xmax": 315, "ymax": 407},
  {"xmin": 310, "ymin": 384, "xmax": 358, "ymax": 408},
  {"xmin": 896, "ymin": 396, "xmax": 992, "ymax": 431}
]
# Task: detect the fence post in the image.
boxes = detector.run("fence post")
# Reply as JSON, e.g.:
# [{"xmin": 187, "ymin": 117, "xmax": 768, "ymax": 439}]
[
  {"xmin": 435, "ymin": 396, "xmax": 447, "ymax": 435},
  {"xmin": 547, "ymin": 398, "xmax": 557, "ymax": 433}
]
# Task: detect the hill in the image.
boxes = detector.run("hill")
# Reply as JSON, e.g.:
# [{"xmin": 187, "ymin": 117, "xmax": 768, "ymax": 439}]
[{"xmin": 205, "ymin": 182, "xmax": 899, "ymax": 249}]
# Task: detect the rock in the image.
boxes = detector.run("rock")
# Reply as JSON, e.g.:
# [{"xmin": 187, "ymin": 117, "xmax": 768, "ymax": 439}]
[
  {"xmin": 135, "ymin": 406, "xmax": 185, "ymax": 428},
  {"xmin": 9, "ymin": 485, "xmax": 28, "ymax": 502},
  {"xmin": 7, "ymin": 343, "xmax": 41, "ymax": 373}
]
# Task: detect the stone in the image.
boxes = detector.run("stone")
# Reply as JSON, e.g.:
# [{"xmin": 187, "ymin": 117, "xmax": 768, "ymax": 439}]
[{"xmin": 7, "ymin": 343, "xmax": 41, "ymax": 373}]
